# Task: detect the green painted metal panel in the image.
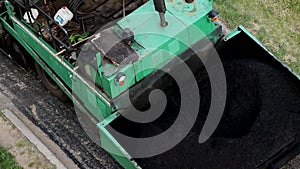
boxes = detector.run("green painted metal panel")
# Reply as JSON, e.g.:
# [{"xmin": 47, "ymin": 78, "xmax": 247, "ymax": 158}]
[
  {"xmin": 101, "ymin": 63, "xmax": 137, "ymax": 98},
  {"xmin": 12, "ymin": 19, "xmax": 74, "ymax": 87},
  {"xmin": 167, "ymin": 0, "xmax": 213, "ymax": 21},
  {"xmin": 98, "ymin": 0, "xmax": 217, "ymax": 97},
  {"xmin": 98, "ymin": 113, "xmax": 142, "ymax": 169},
  {"xmin": 72, "ymin": 74, "xmax": 113, "ymax": 120},
  {"xmin": 0, "ymin": 15, "xmax": 73, "ymax": 99},
  {"xmin": 8, "ymin": 0, "xmax": 217, "ymax": 100},
  {"xmin": 4, "ymin": 8, "xmax": 114, "ymax": 120},
  {"xmin": 119, "ymin": 12, "xmax": 187, "ymax": 52}
]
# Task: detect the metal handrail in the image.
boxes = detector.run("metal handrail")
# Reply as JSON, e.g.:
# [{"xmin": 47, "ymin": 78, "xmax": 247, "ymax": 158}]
[{"xmin": 15, "ymin": 0, "xmax": 72, "ymax": 51}]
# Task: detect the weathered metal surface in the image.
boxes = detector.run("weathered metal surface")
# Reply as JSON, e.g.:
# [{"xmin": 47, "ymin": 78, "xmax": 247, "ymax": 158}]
[{"xmin": 91, "ymin": 27, "xmax": 139, "ymax": 66}]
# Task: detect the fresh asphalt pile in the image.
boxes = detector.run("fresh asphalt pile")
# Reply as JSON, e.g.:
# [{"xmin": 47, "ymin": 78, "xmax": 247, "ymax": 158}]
[
  {"xmin": 136, "ymin": 59, "xmax": 300, "ymax": 169},
  {"xmin": 0, "ymin": 51, "xmax": 300, "ymax": 169}
]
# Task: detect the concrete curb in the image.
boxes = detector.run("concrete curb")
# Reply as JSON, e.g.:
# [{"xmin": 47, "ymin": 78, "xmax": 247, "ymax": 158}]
[
  {"xmin": 2, "ymin": 109, "xmax": 67, "ymax": 169},
  {"xmin": 0, "ymin": 92, "xmax": 78, "ymax": 169}
]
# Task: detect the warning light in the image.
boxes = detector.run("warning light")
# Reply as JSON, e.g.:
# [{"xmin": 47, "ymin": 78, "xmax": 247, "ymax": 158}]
[
  {"xmin": 212, "ymin": 17, "xmax": 218, "ymax": 22},
  {"xmin": 115, "ymin": 72, "xmax": 126, "ymax": 86},
  {"xmin": 208, "ymin": 9, "xmax": 219, "ymax": 22}
]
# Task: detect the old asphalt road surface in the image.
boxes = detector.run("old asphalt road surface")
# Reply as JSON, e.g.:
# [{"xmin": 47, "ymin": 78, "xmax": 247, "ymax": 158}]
[{"xmin": 0, "ymin": 52, "xmax": 122, "ymax": 168}]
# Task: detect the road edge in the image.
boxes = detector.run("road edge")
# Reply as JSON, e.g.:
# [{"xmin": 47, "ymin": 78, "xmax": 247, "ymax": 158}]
[{"xmin": 0, "ymin": 92, "xmax": 79, "ymax": 169}]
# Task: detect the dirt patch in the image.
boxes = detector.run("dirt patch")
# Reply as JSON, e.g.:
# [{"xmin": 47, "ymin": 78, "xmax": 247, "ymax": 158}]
[
  {"xmin": 0, "ymin": 112, "xmax": 55, "ymax": 169},
  {"xmin": 281, "ymin": 155, "xmax": 300, "ymax": 169}
]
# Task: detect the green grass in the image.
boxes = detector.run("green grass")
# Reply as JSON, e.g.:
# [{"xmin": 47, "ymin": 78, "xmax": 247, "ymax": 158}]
[
  {"xmin": 0, "ymin": 111, "xmax": 7, "ymax": 122},
  {"xmin": 28, "ymin": 161, "xmax": 35, "ymax": 168},
  {"xmin": 214, "ymin": 0, "xmax": 300, "ymax": 74},
  {"xmin": 0, "ymin": 146, "xmax": 22, "ymax": 169},
  {"xmin": 16, "ymin": 140, "xmax": 26, "ymax": 148}
]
